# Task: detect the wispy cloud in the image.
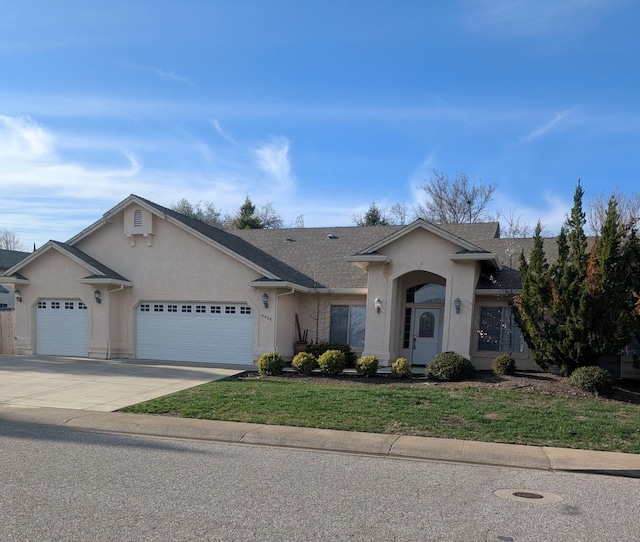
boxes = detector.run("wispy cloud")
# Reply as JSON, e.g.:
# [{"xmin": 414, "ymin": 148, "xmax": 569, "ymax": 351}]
[
  {"xmin": 462, "ymin": 0, "xmax": 625, "ymax": 39},
  {"xmin": 210, "ymin": 119, "xmax": 239, "ymax": 145},
  {"xmin": 523, "ymin": 109, "xmax": 571, "ymax": 142},
  {"xmin": 115, "ymin": 61, "xmax": 194, "ymax": 86},
  {"xmin": 254, "ymin": 137, "xmax": 295, "ymax": 191}
]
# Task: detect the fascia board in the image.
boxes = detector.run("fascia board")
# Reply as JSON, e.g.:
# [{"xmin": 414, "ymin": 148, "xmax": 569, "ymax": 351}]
[
  {"xmin": 77, "ymin": 278, "xmax": 133, "ymax": 287},
  {"xmin": 344, "ymin": 254, "xmax": 390, "ymax": 263},
  {"xmin": 0, "ymin": 276, "xmax": 30, "ymax": 286}
]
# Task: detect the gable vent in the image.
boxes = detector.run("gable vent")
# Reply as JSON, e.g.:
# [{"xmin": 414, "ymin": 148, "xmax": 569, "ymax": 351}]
[{"xmin": 133, "ymin": 209, "xmax": 143, "ymax": 228}]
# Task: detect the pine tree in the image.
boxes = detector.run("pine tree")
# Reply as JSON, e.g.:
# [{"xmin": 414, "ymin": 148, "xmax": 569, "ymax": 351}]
[
  {"xmin": 234, "ymin": 196, "xmax": 264, "ymax": 229},
  {"xmin": 512, "ymin": 183, "xmax": 639, "ymax": 375}
]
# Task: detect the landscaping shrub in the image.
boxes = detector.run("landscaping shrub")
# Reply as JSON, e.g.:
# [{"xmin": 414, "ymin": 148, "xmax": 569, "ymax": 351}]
[
  {"xmin": 569, "ymin": 365, "xmax": 614, "ymax": 395},
  {"xmin": 305, "ymin": 340, "xmax": 357, "ymax": 367},
  {"xmin": 425, "ymin": 351, "xmax": 475, "ymax": 382},
  {"xmin": 291, "ymin": 351, "xmax": 318, "ymax": 375},
  {"xmin": 257, "ymin": 351, "xmax": 286, "ymax": 376},
  {"xmin": 492, "ymin": 354, "xmax": 517, "ymax": 376},
  {"xmin": 355, "ymin": 355, "xmax": 378, "ymax": 377},
  {"xmin": 317, "ymin": 349, "xmax": 346, "ymax": 376},
  {"xmin": 391, "ymin": 357, "xmax": 412, "ymax": 378}
]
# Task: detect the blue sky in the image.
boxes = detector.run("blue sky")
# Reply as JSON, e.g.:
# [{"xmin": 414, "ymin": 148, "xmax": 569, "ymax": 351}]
[{"xmin": 1, "ymin": 0, "xmax": 639, "ymax": 249}]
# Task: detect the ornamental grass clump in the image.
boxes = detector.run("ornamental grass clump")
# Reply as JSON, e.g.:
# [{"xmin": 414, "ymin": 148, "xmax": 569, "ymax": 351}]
[
  {"xmin": 391, "ymin": 357, "xmax": 412, "ymax": 378},
  {"xmin": 291, "ymin": 351, "xmax": 318, "ymax": 375},
  {"xmin": 257, "ymin": 351, "xmax": 286, "ymax": 376},
  {"xmin": 355, "ymin": 355, "xmax": 379, "ymax": 377},
  {"xmin": 569, "ymin": 365, "xmax": 614, "ymax": 395},
  {"xmin": 317, "ymin": 349, "xmax": 346, "ymax": 376},
  {"xmin": 492, "ymin": 354, "xmax": 517, "ymax": 376},
  {"xmin": 425, "ymin": 351, "xmax": 475, "ymax": 382}
]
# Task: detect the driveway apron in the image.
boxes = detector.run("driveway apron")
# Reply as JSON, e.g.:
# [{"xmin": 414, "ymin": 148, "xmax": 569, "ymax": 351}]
[{"xmin": 0, "ymin": 355, "xmax": 247, "ymax": 411}]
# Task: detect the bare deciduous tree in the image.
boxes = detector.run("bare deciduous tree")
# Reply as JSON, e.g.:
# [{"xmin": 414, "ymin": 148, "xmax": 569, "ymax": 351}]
[
  {"xmin": 0, "ymin": 229, "xmax": 25, "ymax": 251},
  {"xmin": 171, "ymin": 199, "xmax": 225, "ymax": 227},
  {"xmin": 586, "ymin": 190, "xmax": 640, "ymax": 235},
  {"xmin": 415, "ymin": 170, "xmax": 497, "ymax": 224}
]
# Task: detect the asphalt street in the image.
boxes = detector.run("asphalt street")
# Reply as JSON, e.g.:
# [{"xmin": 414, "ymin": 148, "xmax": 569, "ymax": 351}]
[{"xmin": 2, "ymin": 422, "xmax": 638, "ymax": 542}]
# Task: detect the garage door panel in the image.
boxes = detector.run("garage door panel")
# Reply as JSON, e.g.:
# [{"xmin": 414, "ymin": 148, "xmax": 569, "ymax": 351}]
[
  {"xmin": 136, "ymin": 302, "xmax": 253, "ymax": 364},
  {"xmin": 36, "ymin": 300, "xmax": 88, "ymax": 356}
]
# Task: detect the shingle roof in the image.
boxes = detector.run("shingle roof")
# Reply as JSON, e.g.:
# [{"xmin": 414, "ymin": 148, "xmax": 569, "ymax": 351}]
[{"xmin": 0, "ymin": 249, "xmax": 30, "ymax": 272}]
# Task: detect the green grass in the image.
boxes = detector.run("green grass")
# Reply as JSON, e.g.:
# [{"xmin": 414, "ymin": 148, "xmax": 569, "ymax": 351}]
[{"xmin": 121, "ymin": 377, "xmax": 640, "ymax": 453}]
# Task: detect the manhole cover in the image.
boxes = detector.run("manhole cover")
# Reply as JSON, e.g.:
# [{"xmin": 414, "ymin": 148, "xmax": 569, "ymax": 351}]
[
  {"xmin": 494, "ymin": 489, "xmax": 562, "ymax": 504},
  {"xmin": 512, "ymin": 491, "xmax": 544, "ymax": 499}
]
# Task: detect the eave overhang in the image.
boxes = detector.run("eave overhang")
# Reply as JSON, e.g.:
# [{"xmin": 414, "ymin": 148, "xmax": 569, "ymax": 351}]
[
  {"xmin": 248, "ymin": 279, "xmax": 366, "ymax": 296},
  {"xmin": 449, "ymin": 252, "xmax": 501, "ymax": 271},
  {"xmin": 77, "ymin": 277, "xmax": 134, "ymax": 288},
  {"xmin": 0, "ymin": 274, "xmax": 30, "ymax": 286}
]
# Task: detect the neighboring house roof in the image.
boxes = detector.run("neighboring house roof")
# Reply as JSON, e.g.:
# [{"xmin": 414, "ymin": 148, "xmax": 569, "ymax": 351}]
[{"xmin": 0, "ymin": 249, "xmax": 30, "ymax": 272}]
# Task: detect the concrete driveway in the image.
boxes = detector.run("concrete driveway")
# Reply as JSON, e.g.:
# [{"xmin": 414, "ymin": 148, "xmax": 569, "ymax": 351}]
[{"xmin": 0, "ymin": 355, "xmax": 250, "ymax": 412}]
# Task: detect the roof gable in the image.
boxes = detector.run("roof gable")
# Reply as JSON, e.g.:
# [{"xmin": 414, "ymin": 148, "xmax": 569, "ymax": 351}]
[{"xmin": 1, "ymin": 241, "xmax": 131, "ymax": 284}]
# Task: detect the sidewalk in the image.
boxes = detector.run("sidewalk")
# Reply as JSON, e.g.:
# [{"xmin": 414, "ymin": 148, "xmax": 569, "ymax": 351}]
[{"xmin": 1, "ymin": 405, "xmax": 639, "ymax": 478}]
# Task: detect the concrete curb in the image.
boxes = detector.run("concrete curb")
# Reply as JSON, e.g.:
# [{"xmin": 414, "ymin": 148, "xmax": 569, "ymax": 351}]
[{"xmin": 1, "ymin": 406, "xmax": 639, "ymax": 478}]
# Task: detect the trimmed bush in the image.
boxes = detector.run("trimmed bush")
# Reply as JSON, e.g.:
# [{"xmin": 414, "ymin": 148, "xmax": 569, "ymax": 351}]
[
  {"xmin": 317, "ymin": 349, "xmax": 346, "ymax": 376},
  {"xmin": 305, "ymin": 341, "xmax": 357, "ymax": 367},
  {"xmin": 492, "ymin": 354, "xmax": 517, "ymax": 376},
  {"xmin": 569, "ymin": 366, "xmax": 614, "ymax": 395},
  {"xmin": 355, "ymin": 355, "xmax": 379, "ymax": 377},
  {"xmin": 292, "ymin": 351, "xmax": 318, "ymax": 375},
  {"xmin": 425, "ymin": 352, "xmax": 476, "ymax": 382},
  {"xmin": 257, "ymin": 351, "xmax": 286, "ymax": 376},
  {"xmin": 391, "ymin": 357, "xmax": 412, "ymax": 378}
]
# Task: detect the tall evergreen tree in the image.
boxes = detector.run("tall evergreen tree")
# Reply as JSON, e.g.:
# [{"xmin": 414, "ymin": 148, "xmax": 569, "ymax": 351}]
[
  {"xmin": 234, "ymin": 196, "xmax": 264, "ymax": 229},
  {"xmin": 513, "ymin": 183, "xmax": 638, "ymax": 375}
]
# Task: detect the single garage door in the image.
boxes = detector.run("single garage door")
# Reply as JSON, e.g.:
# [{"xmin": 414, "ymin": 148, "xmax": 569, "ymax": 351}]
[
  {"xmin": 136, "ymin": 302, "xmax": 254, "ymax": 364},
  {"xmin": 36, "ymin": 299, "xmax": 88, "ymax": 356}
]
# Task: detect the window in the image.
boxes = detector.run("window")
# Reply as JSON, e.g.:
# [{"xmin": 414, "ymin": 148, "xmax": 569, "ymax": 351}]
[
  {"xmin": 406, "ymin": 283, "xmax": 445, "ymax": 304},
  {"xmin": 477, "ymin": 306, "xmax": 523, "ymax": 353},
  {"xmin": 167, "ymin": 304, "xmax": 177, "ymax": 312},
  {"xmin": 38, "ymin": 301, "xmax": 47, "ymax": 309},
  {"xmin": 140, "ymin": 304, "xmax": 150, "ymax": 312},
  {"xmin": 181, "ymin": 305, "xmax": 192, "ymax": 313},
  {"xmin": 225, "ymin": 306, "xmax": 236, "ymax": 314},
  {"xmin": 211, "ymin": 305, "xmax": 221, "ymax": 314},
  {"xmin": 330, "ymin": 305, "xmax": 366, "ymax": 347},
  {"xmin": 51, "ymin": 302, "xmax": 60, "ymax": 309},
  {"xmin": 240, "ymin": 306, "xmax": 251, "ymax": 315},
  {"xmin": 154, "ymin": 304, "xmax": 164, "ymax": 312},
  {"xmin": 419, "ymin": 312, "xmax": 434, "ymax": 338},
  {"xmin": 196, "ymin": 305, "xmax": 207, "ymax": 313},
  {"xmin": 65, "ymin": 302, "xmax": 74, "ymax": 310},
  {"xmin": 79, "ymin": 302, "xmax": 87, "ymax": 310}
]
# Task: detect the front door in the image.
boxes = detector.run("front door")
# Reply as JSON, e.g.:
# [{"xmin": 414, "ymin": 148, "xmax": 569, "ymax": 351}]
[{"xmin": 412, "ymin": 308, "xmax": 442, "ymax": 365}]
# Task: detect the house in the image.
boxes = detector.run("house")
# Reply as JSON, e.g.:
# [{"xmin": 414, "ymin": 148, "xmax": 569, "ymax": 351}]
[
  {"xmin": 0, "ymin": 195, "xmax": 541, "ymax": 370},
  {"xmin": 0, "ymin": 249, "xmax": 31, "ymax": 309}
]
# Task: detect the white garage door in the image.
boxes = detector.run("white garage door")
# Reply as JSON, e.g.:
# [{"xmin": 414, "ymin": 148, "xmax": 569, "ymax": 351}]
[
  {"xmin": 36, "ymin": 299, "xmax": 88, "ymax": 356},
  {"xmin": 136, "ymin": 302, "xmax": 254, "ymax": 364}
]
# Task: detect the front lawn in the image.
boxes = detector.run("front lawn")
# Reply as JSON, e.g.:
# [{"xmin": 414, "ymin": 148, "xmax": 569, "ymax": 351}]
[{"xmin": 121, "ymin": 374, "xmax": 640, "ymax": 453}]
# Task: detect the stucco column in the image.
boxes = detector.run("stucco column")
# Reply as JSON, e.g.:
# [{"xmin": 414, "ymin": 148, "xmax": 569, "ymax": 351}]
[{"xmin": 362, "ymin": 262, "xmax": 393, "ymax": 365}]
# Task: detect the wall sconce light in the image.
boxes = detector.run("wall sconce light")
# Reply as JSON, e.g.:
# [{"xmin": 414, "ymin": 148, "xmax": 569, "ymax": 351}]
[
  {"xmin": 454, "ymin": 297, "xmax": 462, "ymax": 314},
  {"xmin": 94, "ymin": 290, "xmax": 102, "ymax": 304},
  {"xmin": 15, "ymin": 288, "xmax": 22, "ymax": 303},
  {"xmin": 374, "ymin": 297, "xmax": 382, "ymax": 313},
  {"xmin": 262, "ymin": 293, "xmax": 269, "ymax": 309}
]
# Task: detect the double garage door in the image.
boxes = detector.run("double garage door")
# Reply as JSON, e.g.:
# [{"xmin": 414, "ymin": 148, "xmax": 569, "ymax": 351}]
[
  {"xmin": 35, "ymin": 299, "xmax": 254, "ymax": 364},
  {"xmin": 36, "ymin": 299, "xmax": 88, "ymax": 356},
  {"xmin": 136, "ymin": 302, "xmax": 254, "ymax": 364}
]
